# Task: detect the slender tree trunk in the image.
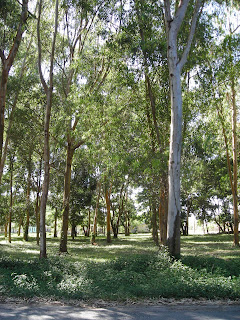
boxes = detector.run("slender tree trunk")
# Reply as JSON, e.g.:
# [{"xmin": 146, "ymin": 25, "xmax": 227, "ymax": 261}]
[
  {"xmin": 71, "ymin": 224, "xmax": 76, "ymax": 240},
  {"xmin": 35, "ymin": 193, "xmax": 40, "ymax": 245},
  {"xmin": 0, "ymin": 70, "xmax": 7, "ymax": 161},
  {"xmin": 124, "ymin": 190, "xmax": 130, "ymax": 236},
  {"xmin": 60, "ymin": 144, "xmax": 74, "ymax": 252},
  {"xmin": 38, "ymin": 0, "xmax": 59, "ymax": 258},
  {"xmin": 87, "ymin": 208, "xmax": 91, "ymax": 237},
  {"xmin": 24, "ymin": 152, "xmax": 31, "ymax": 241},
  {"xmin": 35, "ymin": 159, "xmax": 42, "ymax": 245},
  {"xmin": 159, "ymin": 181, "xmax": 168, "ymax": 245},
  {"xmin": 167, "ymin": 62, "xmax": 182, "ymax": 257},
  {"xmin": 39, "ymin": 91, "xmax": 52, "ymax": 258},
  {"xmin": 4, "ymin": 220, "xmax": 7, "ymax": 238},
  {"xmin": 164, "ymin": 0, "xmax": 202, "ymax": 258},
  {"xmin": 8, "ymin": 157, "xmax": 13, "ymax": 243},
  {"xmin": 92, "ymin": 182, "xmax": 101, "ymax": 244},
  {"xmin": 54, "ymin": 208, "xmax": 58, "ymax": 238},
  {"xmin": 18, "ymin": 218, "xmax": 22, "ymax": 236},
  {"xmin": 231, "ymin": 78, "xmax": 239, "ymax": 246},
  {"xmin": 105, "ymin": 186, "xmax": 112, "ymax": 243}
]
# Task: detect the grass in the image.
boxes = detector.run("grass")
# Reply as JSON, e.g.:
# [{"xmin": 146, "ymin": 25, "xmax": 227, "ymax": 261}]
[{"xmin": 0, "ymin": 232, "xmax": 240, "ymax": 301}]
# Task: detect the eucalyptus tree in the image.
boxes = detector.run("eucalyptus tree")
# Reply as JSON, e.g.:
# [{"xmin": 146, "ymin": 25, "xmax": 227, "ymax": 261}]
[
  {"xmin": 162, "ymin": 0, "xmax": 203, "ymax": 257},
  {"xmin": 189, "ymin": 1, "xmax": 240, "ymax": 245},
  {"xmin": 37, "ymin": 0, "xmax": 59, "ymax": 258},
  {"xmin": 7, "ymin": 81, "xmax": 43, "ymax": 242},
  {"xmin": 115, "ymin": 0, "xmax": 170, "ymax": 245},
  {"xmin": 216, "ymin": 5, "xmax": 240, "ymax": 245},
  {"xmin": 55, "ymin": 0, "xmax": 117, "ymax": 253},
  {"xmin": 211, "ymin": 36, "xmax": 240, "ymax": 245},
  {"xmin": 0, "ymin": 0, "xmax": 29, "ymax": 166},
  {"xmin": 134, "ymin": 0, "xmax": 170, "ymax": 245}
]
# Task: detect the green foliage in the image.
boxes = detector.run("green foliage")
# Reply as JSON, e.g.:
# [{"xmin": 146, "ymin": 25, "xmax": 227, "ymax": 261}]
[{"xmin": 0, "ymin": 0, "xmax": 21, "ymax": 50}]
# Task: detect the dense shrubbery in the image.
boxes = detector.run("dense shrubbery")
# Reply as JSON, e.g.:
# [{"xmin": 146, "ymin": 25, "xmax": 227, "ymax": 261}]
[{"xmin": 1, "ymin": 249, "xmax": 240, "ymax": 300}]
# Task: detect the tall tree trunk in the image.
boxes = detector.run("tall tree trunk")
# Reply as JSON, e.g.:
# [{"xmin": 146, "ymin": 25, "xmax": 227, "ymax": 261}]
[
  {"xmin": 35, "ymin": 159, "xmax": 42, "ymax": 245},
  {"xmin": 88, "ymin": 208, "xmax": 91, "ymax": 237},
  {"xmin": 0, "ymin": 70, "xmax": 7, "ymax": 162},
  {"xmin": 4, "ymin": 220, "xmax": 7, "ymax": 238},
  {"xmin": 166, "ymin": 62, "xmax": 182, "ymax": 257},
  {"xmin": 35, "ymin": 193, "xmax": 40, "ymax": 245},
  {"xmin": 71, "ymin": 224, "xmax": 76, "ymax": 240},
  {"xmin": 24, "ymin": 152, "xmax": 31, "ymax": 241},
  {"xmin": 105, "ymin": 185, "xmax": 112, "ymax": 243},
  {"xmin": 8, "ymin": 156, "xmax": 13, "ymax": 243},
  {"xmin": 231, "ymin": 78, "xmax": 239, "ymax": 246},
  {"xmin": 151, "ymin": 200, "xmax": 159, "ymax": 245},
  {"xmin": 124, "ymin": 190, "xmax": 130, "ymax": 236},
  {"xmin": 92, "ymin": 182, "xmax": 101, "ymax": 244},
  {"xmin": 54, "ymin": 208, "xmax": 58, "ymax": 238},
  {"xmin": 60, "ymin": 144, "xmax": 74, "ymax": 252},
  {"xmin": 159, "ymin": 181, "xmax": 168, "ymax": 245},
  {"xmin": 216, "ymin": 90, "xmax": 239, "ymax": 246},
  {"xmin": 38, "ymin": 0, "xmax": 59, "ymax": 258},
  {"xmin": 164, "ymin": 0, "xmax": 202, "ymax": 257},
  {"xmin": 39, "ymin": 90, "xmax": 52, "ymax": 258}
]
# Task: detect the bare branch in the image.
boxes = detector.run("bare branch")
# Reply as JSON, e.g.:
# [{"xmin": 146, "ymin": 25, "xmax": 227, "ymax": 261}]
[
  {"xmin": 173, "ymin": 0, "xmax": 190, "ymax": 35},
  {"xmin": 178, "ymin": 0, "xmax": 203, "ymax": 71},
  {"xmin": 49, "ymin": 0, "xmax": 59, "ymax": 91},
  {"xmin": 37, "ymin": 0, "xmax": 48, "ymax": 94},
  {"xmin": 6, "ymin": 0, "xmax": 28, "ymax": 71},
  {"xmin": 163, "ymin": 0, "xmax": 172, "ymax": 27},
  {"xmin": 73, "ymin": 139, "xmax": 85, "ymax": 150},
  {"xmin": 232, "ymin": 24, "xmax": 240, "ymax": 34}
]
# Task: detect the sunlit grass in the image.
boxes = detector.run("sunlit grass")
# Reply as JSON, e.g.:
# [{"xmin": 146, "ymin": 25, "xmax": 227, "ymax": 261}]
[{"xmin": 0, "ymin": 233, "xmax": 158, "ymax": 262}]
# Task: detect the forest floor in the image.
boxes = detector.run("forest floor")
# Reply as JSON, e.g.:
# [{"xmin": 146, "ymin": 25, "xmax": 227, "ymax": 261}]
[{"xmin": 0, "ymin": 233, "xmax": 240, "ymax": 302}]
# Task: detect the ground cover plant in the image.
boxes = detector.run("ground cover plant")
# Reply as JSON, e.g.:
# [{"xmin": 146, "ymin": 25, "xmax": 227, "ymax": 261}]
[{"xmin": 0, "ymin": 233, "xmax": 240, "ymax": 301}]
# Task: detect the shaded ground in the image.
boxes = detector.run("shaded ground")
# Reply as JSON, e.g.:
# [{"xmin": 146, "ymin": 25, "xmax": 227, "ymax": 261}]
[{"xmin": 0, "ymin": 301, "xmax": 240, "ymax": 320}]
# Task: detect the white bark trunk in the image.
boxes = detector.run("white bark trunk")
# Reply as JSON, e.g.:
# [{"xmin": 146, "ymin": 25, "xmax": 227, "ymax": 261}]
[
  {"xmin": 167, "ymin": 52, "xmax": 182, "ymax": 257},
  {"xmin": 164, "ymin": 0, "xmax": 202, "ymax": 257}
]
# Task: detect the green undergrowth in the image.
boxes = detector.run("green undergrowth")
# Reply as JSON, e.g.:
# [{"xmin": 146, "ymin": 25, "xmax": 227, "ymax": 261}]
[
  {"xmin": 0, "ymin": 249, "xmax": 240, "ymax": 300},
  {"xmin": 0, "ymin": 233, "xmax": 240, "ymax": 301}
]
